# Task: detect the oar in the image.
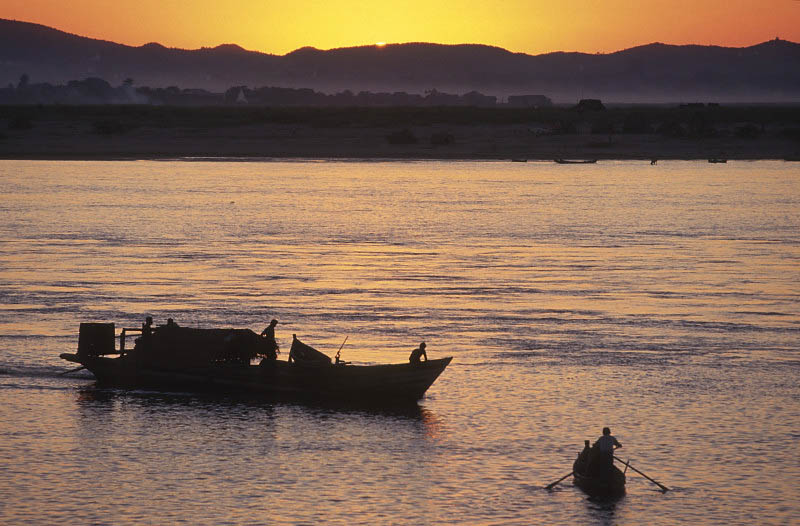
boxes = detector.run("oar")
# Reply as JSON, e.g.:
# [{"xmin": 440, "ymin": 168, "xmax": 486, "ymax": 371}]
[
  {"xmin": 545, "ymin": 471, "xmax": 574, "ymax": 490},
  {"xmin": 614, "ymin": 456, "xmax": 669, "ymax": 492},
  {"xmin": 59, "ymin": 365, "xmax": 86, "ymax": 376}
]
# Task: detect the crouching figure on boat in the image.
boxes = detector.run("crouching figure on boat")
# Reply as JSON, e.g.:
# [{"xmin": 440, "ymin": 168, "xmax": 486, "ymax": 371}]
[{"xmin": 409, "ymin": 342, "xmax": 427, "ymax": 364}]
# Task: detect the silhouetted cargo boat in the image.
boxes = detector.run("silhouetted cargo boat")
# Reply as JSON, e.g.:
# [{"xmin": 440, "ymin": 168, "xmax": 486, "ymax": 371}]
[
  {"xmin": 60, "ymin": 321, "xmax": 452, "ymax": 402},
  {"xmin": 554, "ymin": 159, "xmax": 598, "ymax": 164}
]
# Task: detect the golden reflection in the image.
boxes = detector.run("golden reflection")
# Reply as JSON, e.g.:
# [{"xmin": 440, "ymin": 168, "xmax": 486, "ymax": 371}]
[{"xmin": 419, "ymin": 407, "xmax": 444, "ymax": 441}]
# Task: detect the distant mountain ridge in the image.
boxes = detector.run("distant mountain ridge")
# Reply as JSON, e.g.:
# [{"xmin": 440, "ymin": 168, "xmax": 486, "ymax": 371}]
[{"xmin": 1, "ymin": 18, "xmax": 799, "ymax": 102}]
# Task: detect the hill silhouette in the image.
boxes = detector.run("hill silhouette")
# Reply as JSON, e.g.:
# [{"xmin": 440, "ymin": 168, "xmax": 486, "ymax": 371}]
[{"xmin": 1, "ymin": 18, "xmax": 799, "ymax": 102}]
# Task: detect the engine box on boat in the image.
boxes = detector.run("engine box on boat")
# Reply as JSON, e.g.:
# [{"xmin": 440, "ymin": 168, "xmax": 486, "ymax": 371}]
[{"xmin": 78, "ymin": 323, "xmax": 116, "ymax": 357}]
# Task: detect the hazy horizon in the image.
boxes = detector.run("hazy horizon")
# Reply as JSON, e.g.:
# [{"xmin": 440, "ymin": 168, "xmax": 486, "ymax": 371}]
[{"xmin": 3, "ymin": 15, "xmax": 799, "ymax": 104}]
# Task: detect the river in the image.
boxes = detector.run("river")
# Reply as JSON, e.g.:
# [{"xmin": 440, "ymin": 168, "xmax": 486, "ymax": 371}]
[{"xmin": 1, "ymin": 160, "xmax": 798, "ymax": 525}]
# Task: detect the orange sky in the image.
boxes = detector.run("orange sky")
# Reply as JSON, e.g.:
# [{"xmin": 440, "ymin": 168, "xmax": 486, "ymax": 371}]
[{"xmin": 2, "ymin": 0, "xmax": 799, "ymax": 55}]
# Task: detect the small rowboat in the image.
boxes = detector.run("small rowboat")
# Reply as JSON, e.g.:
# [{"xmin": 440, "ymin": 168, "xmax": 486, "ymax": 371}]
[{"xmin": 572, "ymin": 442, "xmax": 626, "ymax": 499}]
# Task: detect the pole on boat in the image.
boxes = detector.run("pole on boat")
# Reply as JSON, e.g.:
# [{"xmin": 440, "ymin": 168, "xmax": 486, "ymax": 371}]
[
  {"xmin": 545, "ymin": 471, "xmax": 574, "ymax": 490},
  {"xmin": 335, "ymin": 336, "xmax": 348, "ymax": 364},
  {"xmin": 614, "ymin": 455, "xmax": 669, "ymax": 492}
]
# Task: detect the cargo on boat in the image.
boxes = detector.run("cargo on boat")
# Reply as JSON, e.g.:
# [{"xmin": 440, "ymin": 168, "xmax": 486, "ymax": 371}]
[{"xmin": 60, "ymin": 320, "xmax": 452, "ymax": 403}]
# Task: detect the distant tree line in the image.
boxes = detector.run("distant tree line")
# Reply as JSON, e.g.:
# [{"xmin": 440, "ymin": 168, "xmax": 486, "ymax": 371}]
[
  {"xmin": 0, "ymin": 75, "xmax": 553, "ymax": 108},
  {"xmin": 1, "ymin": 76, "xmax": 147, "ymax": 105},
  {"xmin": 3, "ymin": 76, "xmax": 797, "ymax": 142}
]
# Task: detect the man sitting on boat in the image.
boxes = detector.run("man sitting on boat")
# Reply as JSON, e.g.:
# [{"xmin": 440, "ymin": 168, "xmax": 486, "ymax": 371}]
[
  {"xmin": 409, "ymin": 342, "xmax": 427, "ymax": 364},
  {"xmin": 260, "ymin": 319, "xmax": 280, "ymax": 361},
  {"xmin": 574, "ymin": 440, "xmax": 591, "ymax": 473}
]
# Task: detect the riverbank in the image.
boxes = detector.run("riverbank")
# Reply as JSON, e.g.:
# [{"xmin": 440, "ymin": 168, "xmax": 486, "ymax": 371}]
[{"xmin": 2, "ymin": 105, "xmax": 798, "ymax": 160}]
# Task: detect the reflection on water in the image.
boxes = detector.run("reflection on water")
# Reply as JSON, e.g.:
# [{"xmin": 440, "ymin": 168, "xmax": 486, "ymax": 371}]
[
  {"xmin": 74, "ymin": 384, "xmax": 435, "ymax": 424},
  {"xmin": 0, "ymin": 160, "xmax": 798, "ymax": 525},
  {"xmin": 582, "ymin": 498, "xmax": 624, "ymax": 526}
]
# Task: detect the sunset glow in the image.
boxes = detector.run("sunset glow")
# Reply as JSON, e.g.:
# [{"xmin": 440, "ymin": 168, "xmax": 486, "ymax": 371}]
[{"xmin": 1, "ymin": 0, "xmax": 798, "ymax": 55}]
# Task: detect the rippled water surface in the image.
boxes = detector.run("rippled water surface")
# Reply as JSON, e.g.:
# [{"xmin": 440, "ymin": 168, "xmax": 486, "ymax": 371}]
[{"xmin": 1, "ymin": 160, "xmax": 798, "ymax": 525}]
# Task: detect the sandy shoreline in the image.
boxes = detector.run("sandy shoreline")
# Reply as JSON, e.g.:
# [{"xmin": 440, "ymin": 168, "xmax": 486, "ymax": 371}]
[
  {"xmin": 3, "ymin": 126, "xmax": 799, "ymax": 161},
  {"xmin": 2, "ymin": 109, "xmax": 799, "ymax": 161}
]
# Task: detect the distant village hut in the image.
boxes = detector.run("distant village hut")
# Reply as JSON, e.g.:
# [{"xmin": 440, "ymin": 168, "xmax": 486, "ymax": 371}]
[
  {"xmin": 507, "ymin": 95, "xmax": 553, "ymax": 109},
  {"xmin": 461, "ymin": 91, "xmax": 497, "ymax": 107},
  {"xmin": 574, "ymin": 99, "xmax": 605, "ymax": 112}
]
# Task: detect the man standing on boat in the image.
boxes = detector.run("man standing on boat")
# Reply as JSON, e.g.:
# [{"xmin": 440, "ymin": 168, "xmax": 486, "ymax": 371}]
[
  {"xmin": 409, "ymin": 342, "xmax": 427, "ymax": 364},
  {"xmin": 261, "ymin": 319, "xmax": 280, "ymax": 361},
  {"xmin": 593, "ymin": 427, "xmax": 622, "ymax": 471}
]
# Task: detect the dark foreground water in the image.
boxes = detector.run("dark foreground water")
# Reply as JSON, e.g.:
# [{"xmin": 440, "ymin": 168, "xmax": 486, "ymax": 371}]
[{"xmin": 1, "ymin": 160, "xmax": 798, "ymax": 525}]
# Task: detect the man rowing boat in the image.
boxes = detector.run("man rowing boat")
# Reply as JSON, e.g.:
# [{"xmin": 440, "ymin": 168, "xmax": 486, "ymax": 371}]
[{"xmin": 592, "ymin": 427, "xmax": 622, "ymax": 471}]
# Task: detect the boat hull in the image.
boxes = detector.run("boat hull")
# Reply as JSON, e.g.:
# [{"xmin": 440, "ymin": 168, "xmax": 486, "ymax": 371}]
[
  {"xmin": 60, "ymin": 353, "xmax": 452, "ymax": 403},
  {"xmin": 573, "ymin": 467, "xmax": 626, "ymax": 499}
]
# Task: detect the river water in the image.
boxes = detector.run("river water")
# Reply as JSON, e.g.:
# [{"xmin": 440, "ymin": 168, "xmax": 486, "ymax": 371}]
[{"xmin": 0, "ymin": 160, "xmax": 798, "ymax": 525}]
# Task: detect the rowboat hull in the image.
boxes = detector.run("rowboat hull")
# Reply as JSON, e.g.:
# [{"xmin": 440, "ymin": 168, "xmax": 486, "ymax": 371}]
[
  {"xmin": 60, "ymin": 353, "xmax": 452, "ymax": 403},
  {"xmin": 573, "ymin": 466, "xmax": 626, "ymax": 499}
]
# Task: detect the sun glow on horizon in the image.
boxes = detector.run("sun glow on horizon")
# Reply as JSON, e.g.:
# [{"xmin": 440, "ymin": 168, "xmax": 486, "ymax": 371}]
[{"xmin": 1, "ymin": 0, "xmax": 798, "ymax": 56}]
